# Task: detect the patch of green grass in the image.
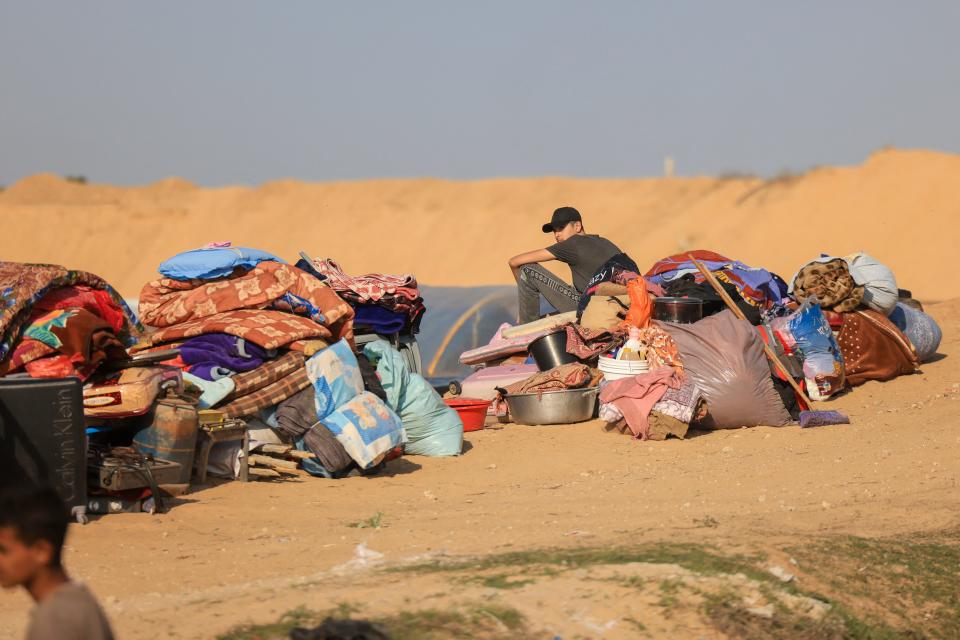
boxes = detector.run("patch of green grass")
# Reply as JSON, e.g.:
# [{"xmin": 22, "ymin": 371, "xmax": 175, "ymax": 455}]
[
  {"xmin": 368, "ymin": 603, "xmax": 531, "ymax": 639},
  {"xmin": 469, "ymin": 573, "xmax": 536, "ymax": 590},
  {"xmin": 623, "ymin": 615, "xmax": 648, "ymax": 632},
  {"xmin": 333, "ymin": 601, "xmax": 361, "ymax": 618},
  {"xmin": 217, "ymin": 606, "xmax": 319, "ymax": 640},
  {"xmin": 701, "ymin": 589, "xmax": 850, "ymax": 640},
  {"xmin": 222, "ymin": 532, "xmax": 959, "ymax": 640},
  {"xmin": 618, "ymin": 575, "xmax": 649, "ymax": 590},
  {"xmin": 218, "ymin": 602, "xmax": 533, "ymax": 640},
  {"xmin": 470, "ymin": 603, "xmax": 527, "ymax": 631},
  {"xmin": 394, "ymin": 538, "xmax": 939, "ymax": 638},
  {"xmin": 788, "ymin": 532, "xmax": 960, "ymax": 638},
  {"xmin": 693, "ymin": 515, "xmax": 719, "ymax": 528},
  {"xmin": 656, "ymin": 578, "xmax": 683, "ymax": 613},
  {"xmin": 348, "ymin": 511, "xmax": 386, "ymax": 529},
  {"xmin": 393, "ymin": 542, "xmax": 770, "ymax": 584},
  {"xmin": 382, "ymin": 608, "xmax": 467, "ymax": 638}
]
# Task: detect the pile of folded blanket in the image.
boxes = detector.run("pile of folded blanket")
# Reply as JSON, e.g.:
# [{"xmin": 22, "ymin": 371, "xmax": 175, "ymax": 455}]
[
  {"xmin": 134, "ymin": 245, "xmax": 453, "ymax": 478},
  {"xmin": 297, "ymin": 255, "xmax": 425, "ymax": 335},
  {"xmin": 133, "ymin": 254, "xmax": 355, "ymax": 409},
  {"xmin": 130, "ymin": 247, "xmax": 374, "ymax": 474},
  {"xmin": 0, "ymin": 262, "xmax": 140, "ymax": 379}
]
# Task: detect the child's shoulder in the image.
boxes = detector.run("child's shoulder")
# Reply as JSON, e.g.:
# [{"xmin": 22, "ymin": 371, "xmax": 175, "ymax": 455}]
[{"xmin": 29, "ymin": 582, "xmax": 114, "ymax": 640}]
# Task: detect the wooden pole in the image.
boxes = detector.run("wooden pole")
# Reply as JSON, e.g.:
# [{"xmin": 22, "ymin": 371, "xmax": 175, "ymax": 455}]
[
  {"xmin": 687, "ymin": 255, "xmax": 813, "ymax": 407},
  {"xmin": 249, "ymin": 454, "xmax": 298, "ymax": 470},
  {"xmin": 259, "ymin": 444, "xmax": 293, "ymax": 456}
]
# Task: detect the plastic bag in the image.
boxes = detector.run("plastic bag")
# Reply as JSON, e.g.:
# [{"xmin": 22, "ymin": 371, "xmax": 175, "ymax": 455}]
[
  {"xmin": 777, "ymin": 301, "xmax": 845, "ymax": 400},
  {"xmin": 623, "ymin": 278, "xmax": 653, "ymax": 328},
  {"xmin": 660, "ymin": 310, "xmax": 790, "ymax": 428},
  {"xmin": 888, "ymin": 302, "xmax": 941, "ymax": 362},
  {"xmin": 363, "ymin": 340, "xmax": 463, "ymax": 457},
  {"xmin": 306, "ymin": 338, "xmax": 364, "ymax": 419},
  {"xmin": 845, "ymin": 252, "xmax": 898, "ymax": 315}
]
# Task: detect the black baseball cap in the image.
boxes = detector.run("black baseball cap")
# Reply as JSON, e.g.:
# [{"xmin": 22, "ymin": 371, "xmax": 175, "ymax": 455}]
[{"xmin": 542, "ymin": 207, "xmax": 582, "ymax": 233}]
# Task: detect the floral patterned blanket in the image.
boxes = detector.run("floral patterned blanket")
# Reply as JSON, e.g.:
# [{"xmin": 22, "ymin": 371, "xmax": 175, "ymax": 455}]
[
  {"xmin": 0, "ymin": 261, "xmax": 140, "ymax": 363},
  {"xmin": 138, "ymin": 261, "xmax": 354, "ymax": 344},
  {"xmin": 131, "ymin": 309, "xmax": 336, "ymax": 351}
]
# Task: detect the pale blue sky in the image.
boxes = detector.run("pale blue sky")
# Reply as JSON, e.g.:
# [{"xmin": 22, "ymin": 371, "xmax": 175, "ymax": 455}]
[{"xmin": 2, "ymin": 1, "xmax": 958, "ymax": 186}]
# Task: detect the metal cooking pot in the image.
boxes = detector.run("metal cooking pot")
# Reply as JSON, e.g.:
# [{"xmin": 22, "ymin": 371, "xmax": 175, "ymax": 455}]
[
  {"xmin": 504, "ymin": 387, "xmax": 599, "ymax": 425},
  {"xmin": 527, "ymin": 330, "xmax": 577, "ymax": 371},
  {"xmin": 653, "ymin": 297, "xmax": 704, "ymax": 324}
]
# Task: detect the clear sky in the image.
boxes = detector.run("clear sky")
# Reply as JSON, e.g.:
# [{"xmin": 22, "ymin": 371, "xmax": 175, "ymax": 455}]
[{"xmin": 2, "ymin": 1, "xmax": 958, "ymax": 186}]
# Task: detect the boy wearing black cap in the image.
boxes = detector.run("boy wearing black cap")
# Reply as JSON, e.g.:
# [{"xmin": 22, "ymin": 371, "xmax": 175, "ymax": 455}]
[
  {"xmin": 508, "ymin": 206, "xmax": 623, "ymax": 324},
  {"xmin": 0, "ymin": 484, "xmax": 114, "ymax": 640}
]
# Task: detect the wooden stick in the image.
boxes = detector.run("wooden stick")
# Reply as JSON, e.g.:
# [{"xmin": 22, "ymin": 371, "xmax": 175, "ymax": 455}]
[
  {"xmin": 248, "ymin": 454, "xmax": 298, "ymax": 470},
  {"xmin": 259, "ymin": 444, "xmax": 293, "ymax": 456},
  {"xmin": 286, "ymin": 450, "xmax": 316, "ymax": 460},
  {"xmin": 248, "ymin": 467, "xmax": 281, "ymax": 479},
  {"xmin": 275, "ymin": 467, "xmax": 312, "ymax": 477},
  {"xmin": 687, "ymin": 255, "xmax": 814, "ymax": 407}
]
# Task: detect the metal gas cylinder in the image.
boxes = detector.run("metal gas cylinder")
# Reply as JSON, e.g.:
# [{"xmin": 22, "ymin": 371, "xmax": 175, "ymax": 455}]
[{"xmin": 133, "ymin": 388, "xmax": 199, "ymax": 485}]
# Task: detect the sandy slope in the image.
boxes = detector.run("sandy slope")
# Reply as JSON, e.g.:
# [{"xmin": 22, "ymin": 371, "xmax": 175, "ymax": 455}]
[{"xmin": 2, "ymin": 148, "xmax": 958, "ymax": 301}]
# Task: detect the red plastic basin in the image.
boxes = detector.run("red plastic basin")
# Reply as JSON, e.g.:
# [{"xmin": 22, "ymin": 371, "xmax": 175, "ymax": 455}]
[{"xmin": 443, "ymin": 397, "xmax": 492, "ymax": 432}]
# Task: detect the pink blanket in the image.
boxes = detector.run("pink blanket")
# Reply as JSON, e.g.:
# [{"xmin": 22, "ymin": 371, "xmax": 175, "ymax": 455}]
[
  {"xmin": 458, "ymin": 322, "xmax": 554, "ymax": 366},
  {"xmin": 599, "ymin": 367, "xmax": 682, "ymax": 440}
]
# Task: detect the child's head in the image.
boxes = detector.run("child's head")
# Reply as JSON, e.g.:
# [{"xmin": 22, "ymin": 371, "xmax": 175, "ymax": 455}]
[{"xmin": 0, "ymin": 483, "xmax": 69, "ymax": 588}]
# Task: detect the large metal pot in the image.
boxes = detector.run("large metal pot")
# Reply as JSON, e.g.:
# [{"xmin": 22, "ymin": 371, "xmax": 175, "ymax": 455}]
[
  {"xmin": 527, "ymin": 330, "xmax": 577, "ymax": 371},
  {"xmin": 653, "ymin": 297, "xmax": 704, "ymax": 324},
  {"xmin": 504, "ymin": 387, "xmax": 599, "ymax": 425}
]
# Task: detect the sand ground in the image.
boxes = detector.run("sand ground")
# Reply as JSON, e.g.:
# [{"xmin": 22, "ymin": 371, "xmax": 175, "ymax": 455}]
[{"xmin": 1, "ymin": 299, "xmax": 956, "ymax": 638}]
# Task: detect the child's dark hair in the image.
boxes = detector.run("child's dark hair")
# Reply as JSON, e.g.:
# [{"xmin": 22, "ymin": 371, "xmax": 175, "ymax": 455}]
[{"xmin": 0, "ymin": 483, "xmax": 69, "ymax": 566}]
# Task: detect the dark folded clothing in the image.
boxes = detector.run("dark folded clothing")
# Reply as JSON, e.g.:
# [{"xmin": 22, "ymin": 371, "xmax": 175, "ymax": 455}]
[
  {"xmin": 276, "ymin": 385, "xmax": 354, "ymax": 474},
  {"xmin": 353, "ymin": 305, "xmax": 407, "ymax": 335},
  {"xmin": 303, "ymin": 421, "xmax": 354, "ymax": 473},
  {"xmin": 356, "ymin": 352, "xmax": 388, "ymax": 402},
  {"xmin": 274, "ymin": 386, "xmax": 317, "ymax": 440}
]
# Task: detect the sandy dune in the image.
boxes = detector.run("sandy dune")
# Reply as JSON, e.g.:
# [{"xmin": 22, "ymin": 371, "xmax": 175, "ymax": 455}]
[{"xmin": 2, "ymin": 147, "xmax": 957, "ymax": 301}]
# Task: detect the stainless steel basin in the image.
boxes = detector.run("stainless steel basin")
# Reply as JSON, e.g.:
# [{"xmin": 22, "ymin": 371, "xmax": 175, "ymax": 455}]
[{"xmin": 504, "ymin": 387, "xmax": 599, "ymax": 425}]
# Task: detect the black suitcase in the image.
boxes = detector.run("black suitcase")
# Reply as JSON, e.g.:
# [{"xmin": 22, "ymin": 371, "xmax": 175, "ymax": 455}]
[{"xmin": 0, "ymin": 376, "xmax": 88, "ymax": 523}]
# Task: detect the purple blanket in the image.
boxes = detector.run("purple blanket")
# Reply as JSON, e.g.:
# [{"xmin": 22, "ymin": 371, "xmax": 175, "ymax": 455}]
[{"xmin": 179, "ymin": 333, "xmax": 273, "ymax": 380}]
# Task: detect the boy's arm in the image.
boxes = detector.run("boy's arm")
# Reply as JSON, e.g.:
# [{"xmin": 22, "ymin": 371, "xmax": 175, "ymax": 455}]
[{"xmin": 508, "ymin": 248, "xmax": 556, "ymax": 281}]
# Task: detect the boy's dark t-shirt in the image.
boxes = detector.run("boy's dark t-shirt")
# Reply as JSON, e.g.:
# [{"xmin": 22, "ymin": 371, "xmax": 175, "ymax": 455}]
[{"xmin": 546, "ymin": 234, "xmax": 622, "ymax": 293}]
